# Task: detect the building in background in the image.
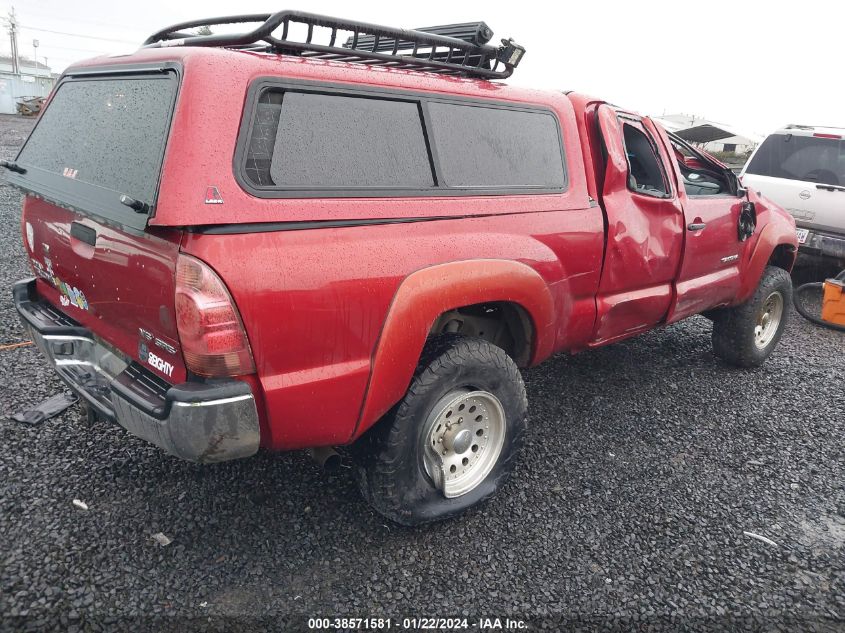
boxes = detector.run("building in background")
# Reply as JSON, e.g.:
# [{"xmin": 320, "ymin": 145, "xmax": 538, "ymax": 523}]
[
  {"xmin": 654, "ymin": 113, "xmax": 761, "ymax": 156},
  {"xmin": 0, "ymin": 55, "xmax": 57, "ymax": 115}
]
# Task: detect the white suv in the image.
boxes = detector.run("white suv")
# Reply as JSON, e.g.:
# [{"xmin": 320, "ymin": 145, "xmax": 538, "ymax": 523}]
[{"xmin": 742, "ymin": 124, "xmax": 845, "ymax": 265}]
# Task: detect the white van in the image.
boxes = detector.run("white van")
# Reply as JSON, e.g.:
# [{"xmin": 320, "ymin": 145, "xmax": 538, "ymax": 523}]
[{"xmin": 741, "ymin": 125, "xmax": 845, "ymax": 265}]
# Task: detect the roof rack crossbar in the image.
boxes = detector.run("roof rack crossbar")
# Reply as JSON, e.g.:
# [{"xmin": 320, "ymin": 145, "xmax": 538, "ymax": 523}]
[
  {"xmin": 142, "ymin": 10, "xmax": 525, "ymax": 79},
  {"xmin": 346, "ymin": 22, "xmax": 494, "ymax": 52}
]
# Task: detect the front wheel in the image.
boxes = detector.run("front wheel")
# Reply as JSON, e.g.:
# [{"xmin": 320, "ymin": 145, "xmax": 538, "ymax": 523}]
[
  {"xmin": 353, "ymin": 334, "xmax": 527, "ymax": 526},
  {"xmin": 712, "ymin": 266, "xmax": 792, "ymax": 368}
]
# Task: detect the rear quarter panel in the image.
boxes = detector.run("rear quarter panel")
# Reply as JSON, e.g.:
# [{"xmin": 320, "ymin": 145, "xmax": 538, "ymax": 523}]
[{"xmin": 181, "ymin": 207, "xmax": 604, "ymax": 450}]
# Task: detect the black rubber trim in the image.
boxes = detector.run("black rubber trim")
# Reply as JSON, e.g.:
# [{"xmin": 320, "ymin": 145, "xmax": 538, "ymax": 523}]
[
  {"xmin": 190, "ymin": 215, "xmax": 454, "ymax": 234},
  {"xmin": 167, "ymin": 380, "xmax": 253, "ymax": 404},
  {"xmin": 63, "ymin": 62, "xmax": 180, "ymax": 77},
  {"xmin": 110, "ymin": 369, "xmax": 251, "ymax": 419},
  {"xmin": 13, "ymin": 277, "xmax": 36, "ymax": 305},
  {"xmin": 111, "ymin": 365, "xmax": 169, "ymax": 419},
  {"xmin": 187, "ymin": 206, "xmax": 600, "ymax": 235},
  {"xmin": 14, "ymin": 278, "xmax": 89, "ymax": 337}
]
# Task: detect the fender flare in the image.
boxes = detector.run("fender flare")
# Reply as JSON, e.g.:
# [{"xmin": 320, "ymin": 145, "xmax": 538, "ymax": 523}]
[
  {"xmin": 352, "ymin": 259, "xmax": 556, "ymax": 439},
  {"xmin": 737, "ymin": 221, "xmax": 797, "ymax": 303}
]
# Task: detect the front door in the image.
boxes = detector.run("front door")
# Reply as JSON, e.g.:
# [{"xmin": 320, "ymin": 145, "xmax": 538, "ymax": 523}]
[{"xmin": 654, "ymin": 129, "xmax": 749, "ymax": 322}]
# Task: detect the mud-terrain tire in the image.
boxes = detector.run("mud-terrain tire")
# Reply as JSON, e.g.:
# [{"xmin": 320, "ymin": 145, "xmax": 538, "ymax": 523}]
[
  {"xmin": 712, "ymin": 266, "xmax": 792, "ymax": 368},
  {"xmin": 353, "ymin": 334, "xmax": 527, "ymax": 526}
]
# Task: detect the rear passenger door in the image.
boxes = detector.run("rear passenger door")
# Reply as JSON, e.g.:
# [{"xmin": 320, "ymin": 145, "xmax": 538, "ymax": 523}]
[{"xmin": 589, "ymin": 105, "xmax": 685, "ymax": 345}]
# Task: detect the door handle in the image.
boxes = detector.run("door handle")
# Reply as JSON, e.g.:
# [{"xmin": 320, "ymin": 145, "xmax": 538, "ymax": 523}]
[
  {"xmin": 70, "ymin": 222, "xmax": 97, "ymax": 246},
  {"xmin": 687, "ymin": 222, "xmax": 706, "ymax": 231}
]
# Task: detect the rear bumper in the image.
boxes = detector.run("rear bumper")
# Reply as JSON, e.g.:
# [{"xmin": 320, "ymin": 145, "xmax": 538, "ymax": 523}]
[
  {"xmin": 799, "ymin": 228, "xmax": 845, "ymax": 262},
  {"xmin": 13, "ymin": 278, "xmax": 260, "ymax": 463}
]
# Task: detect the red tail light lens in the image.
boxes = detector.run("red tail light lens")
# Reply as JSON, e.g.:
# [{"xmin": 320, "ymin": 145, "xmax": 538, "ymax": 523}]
[{"xmin": 175, "ymin": 254, "xmax": 255, "ymax": 377}]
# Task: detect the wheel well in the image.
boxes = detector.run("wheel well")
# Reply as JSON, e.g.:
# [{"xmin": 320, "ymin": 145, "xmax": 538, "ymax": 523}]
[
  {"xmin": 768, "ymin": 243, "xmax": 797, "ymax": 272},
  {"xmin": 428, "ymin": 302, "xmax": 533, "ymax": 367}
]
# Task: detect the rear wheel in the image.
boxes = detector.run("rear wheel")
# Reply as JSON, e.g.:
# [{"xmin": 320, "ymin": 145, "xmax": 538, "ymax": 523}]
[
  {"xmin": 712, "ymin": 266, "xmax": 792, "ymax": 367},
  {"xmin": 353, "ymin": 334, "xmax": 527, "ymax": 526}
]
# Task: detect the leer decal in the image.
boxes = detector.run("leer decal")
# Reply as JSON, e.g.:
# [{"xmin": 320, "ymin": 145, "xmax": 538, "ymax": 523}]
[{"xmin": 204, "ymin": 186, "xmax": 224, "ymax": 204}]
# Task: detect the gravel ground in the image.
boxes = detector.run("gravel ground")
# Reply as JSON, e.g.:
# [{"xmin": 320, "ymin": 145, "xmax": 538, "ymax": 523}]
[{"xmin": 0, "ymin": 113, "xmax": 843, "ymax": 632}]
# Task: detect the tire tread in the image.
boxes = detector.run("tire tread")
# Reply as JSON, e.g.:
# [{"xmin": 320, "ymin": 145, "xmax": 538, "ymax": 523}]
[
  {"xmin": 712, "ymin": 266, "xmax": 792, "ymax": 367},
  {"xmin": 355, "ymin": 334, "xmax": 526, "ymax": 525}
]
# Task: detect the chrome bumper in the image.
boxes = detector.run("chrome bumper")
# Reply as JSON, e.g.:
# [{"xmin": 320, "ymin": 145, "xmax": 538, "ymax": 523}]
[{"xmin": 13, "ymin": 278, "xmax": 260, "ymax": 463}]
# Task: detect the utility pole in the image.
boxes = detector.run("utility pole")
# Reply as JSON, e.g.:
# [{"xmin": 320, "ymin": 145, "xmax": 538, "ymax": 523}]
[
  {"xmin": 8, "ymin": 7, "xmax": 20, "ymax": 75},
  {"xmin": 33, "ymin": 38, "xmax": 39, "ymax": 74}
]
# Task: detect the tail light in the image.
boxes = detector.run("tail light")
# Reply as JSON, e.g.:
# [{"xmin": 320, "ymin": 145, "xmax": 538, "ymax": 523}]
[{"xmin": 175, "ymin": 254, "xmax": 255, "ymax": 377}]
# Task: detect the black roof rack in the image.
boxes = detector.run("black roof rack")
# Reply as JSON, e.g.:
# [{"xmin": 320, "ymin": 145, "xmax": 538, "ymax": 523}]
[{"xmin": 142, "ymin": 10, "xmax": 525, "ymax": 79}]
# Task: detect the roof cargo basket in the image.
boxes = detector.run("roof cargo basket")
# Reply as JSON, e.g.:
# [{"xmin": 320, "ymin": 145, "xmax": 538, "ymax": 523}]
[
  {"xmin": 345, "ymin": 22, "xmax": 494, "ymax": 50},
  {"xmin": 343, "ymin": 22, "xmax": 496, "ymax": 70},
  {"xmin": 143, "ymin": 10, "xmax": 525, "ymax": 79}
]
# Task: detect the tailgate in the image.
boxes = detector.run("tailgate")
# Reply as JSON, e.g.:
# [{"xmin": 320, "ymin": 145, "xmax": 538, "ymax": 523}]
[
  {"xmin": 23, "ymin": 197, "xmax": 186, "ymax": 383},
  {"xmin": 11, "ymin": 69, "xmax": 187, "ymax": 383}
]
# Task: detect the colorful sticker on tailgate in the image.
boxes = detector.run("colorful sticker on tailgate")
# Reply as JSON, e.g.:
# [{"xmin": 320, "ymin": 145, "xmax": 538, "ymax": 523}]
[
  {"xmin": 54, "ymin": 278, "xmax": 89, "ymax": 310},
  {"xmin": 29, "ymin": 255, "xmax": 90, "ymax": 310}
]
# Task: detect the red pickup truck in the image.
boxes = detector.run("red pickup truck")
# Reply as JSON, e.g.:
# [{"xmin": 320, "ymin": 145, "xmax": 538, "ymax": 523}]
[{"xmin": 7, "ymin": 12, "xmax": 797, "ymax": 525}]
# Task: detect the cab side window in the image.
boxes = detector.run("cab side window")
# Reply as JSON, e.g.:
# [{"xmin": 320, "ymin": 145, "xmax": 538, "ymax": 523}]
[{"xmin": 622, "ymin": 123, "xmax": 669, "ymax": 198}]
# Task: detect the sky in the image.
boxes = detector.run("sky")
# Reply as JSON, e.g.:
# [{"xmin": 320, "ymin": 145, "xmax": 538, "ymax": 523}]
[{"xmin": 2, "ymin": 0, "xmax": 842, "ymax": 136}]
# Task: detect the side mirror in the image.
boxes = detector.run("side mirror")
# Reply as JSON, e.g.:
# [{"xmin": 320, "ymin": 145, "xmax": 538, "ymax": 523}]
[{"xmin": 738, "ymin": 201, "xmax": 756, "ymax": 241}]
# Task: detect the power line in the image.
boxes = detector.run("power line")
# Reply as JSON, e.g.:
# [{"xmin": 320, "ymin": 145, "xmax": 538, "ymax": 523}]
[
  {"xmin": 4, "ymin": 7, "xmax": 142, "ymax": 32},
  {"xmin": 18, "ymin": 25, "xmax": 136, "ymax": 45},
  {"xmin": 33, "ymin": 43, "xmax": 115, "ymax": 55}
]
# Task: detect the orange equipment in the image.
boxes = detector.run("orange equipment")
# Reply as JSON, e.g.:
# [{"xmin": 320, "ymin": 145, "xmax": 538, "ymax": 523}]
[{"xmin": 821, "ymin": 278, "xmax": 845, "ymax": 327}]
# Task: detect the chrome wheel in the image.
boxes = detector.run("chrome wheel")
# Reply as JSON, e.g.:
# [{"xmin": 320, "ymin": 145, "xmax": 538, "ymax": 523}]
[
  {"xmin": 422, "ymin": 389, "xmax": 506, "ymax": 499},
  {"xmin": 754, "ymin": 291, "xmax": 784, "ymax": 350}
]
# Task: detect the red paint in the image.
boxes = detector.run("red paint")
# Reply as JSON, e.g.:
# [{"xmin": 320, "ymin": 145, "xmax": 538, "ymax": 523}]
[
  {"xmin": 650, "ymin": 124, "xmax": 748, "ymax": 322},
  {"xmin": 736, "ymin": 200, "xmax": 798, "ymax": 303},
  {"xmin": 19, "ymin": 47, "xmax": 797, "ymax": 451},
  {"xmin": 588, "ymin": 106, "xmax": 685, "ymax": 344},
  {"xmin": 355, "ymin": 259, "xmax": 558, "ymax": 437},
  {"xmin": 181, "ymin": 212, "xmax": 604, "ymax": 449},
  {"xmin": 21, "ymin": 197, "xmax": 187, "ymax": 383}
]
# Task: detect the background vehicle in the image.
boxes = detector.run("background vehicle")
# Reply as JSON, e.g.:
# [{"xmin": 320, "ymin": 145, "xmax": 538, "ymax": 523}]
[
  {"xmin": 7, "ymin": 11, "xmax": 797, "ymax": 526},
  {"xmin": 15, "ymin": 96, "xmax": 46, "ymax": 117},
  {"xmin": 742, "ymin": 124, "xmax": 845, "ymax": 266}
]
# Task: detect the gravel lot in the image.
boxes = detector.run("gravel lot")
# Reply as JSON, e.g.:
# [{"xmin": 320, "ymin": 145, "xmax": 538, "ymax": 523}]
[{"xmin": 0, "ymin": 113, "xmax": 843, "ymax": 632}]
